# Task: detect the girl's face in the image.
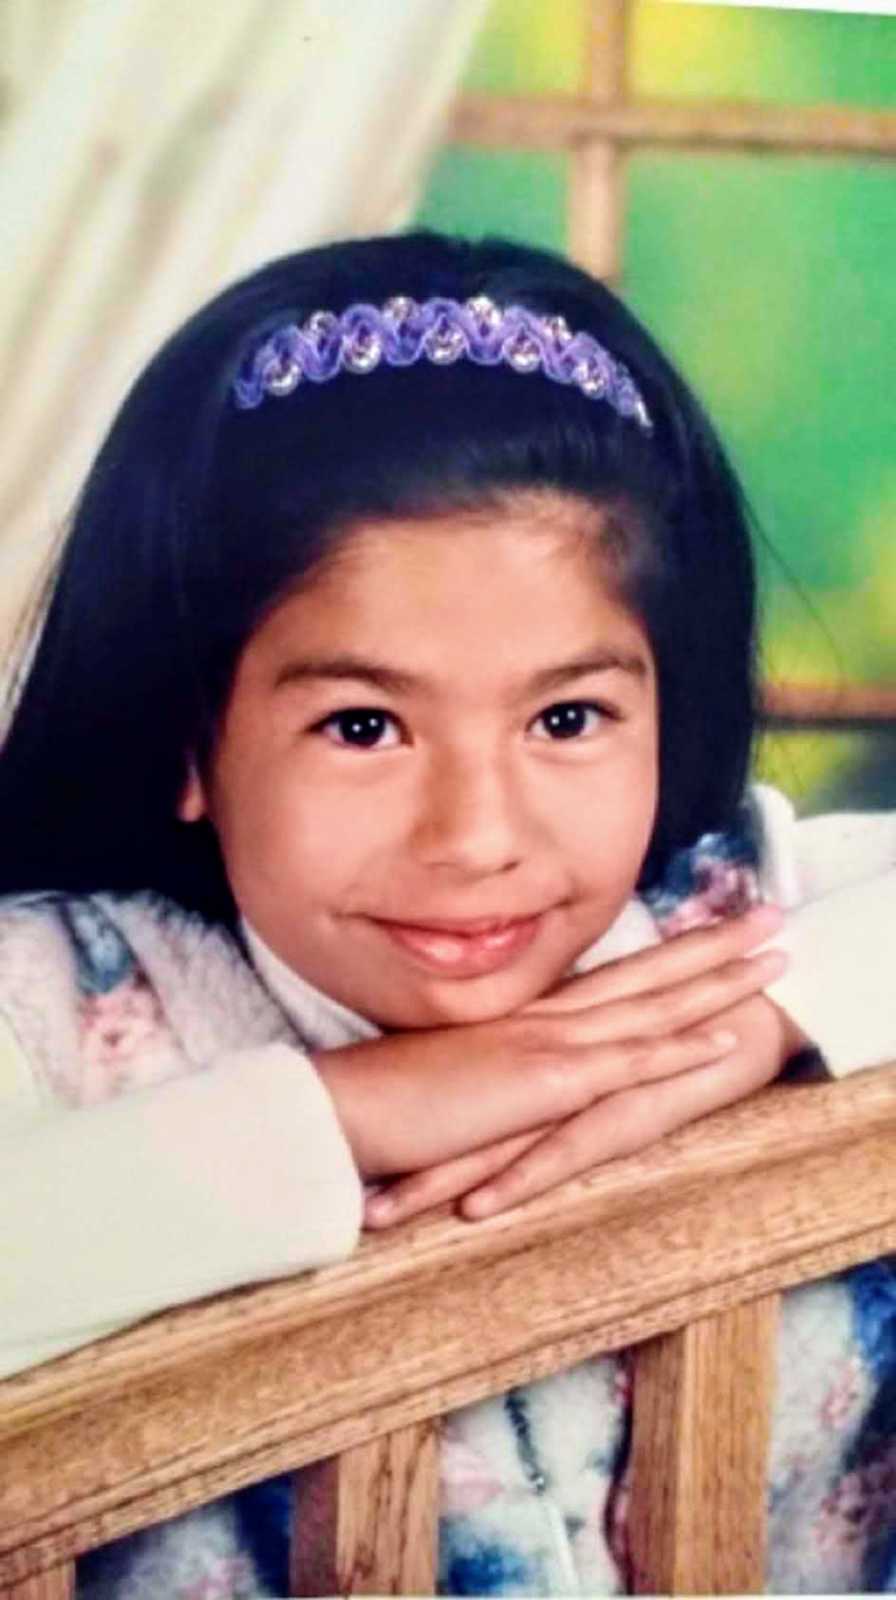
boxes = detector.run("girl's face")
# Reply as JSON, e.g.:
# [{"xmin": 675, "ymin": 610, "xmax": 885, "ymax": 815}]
[{"xmin": 182, "ymin": 493, "xmax": 659, "ymax": 1029}]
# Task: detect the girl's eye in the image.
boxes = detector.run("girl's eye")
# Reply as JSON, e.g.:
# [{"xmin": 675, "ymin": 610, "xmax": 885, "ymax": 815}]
[
  {"xmin": 531, "ymin": 701, "xmax": 605, "ymax": 741},
  {"xmin": 316, "ymin": 708, "xmax": 402, "ymax": 749}
]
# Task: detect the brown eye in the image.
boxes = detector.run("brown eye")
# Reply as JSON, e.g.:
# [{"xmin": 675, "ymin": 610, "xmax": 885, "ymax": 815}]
[
  {"xmin": 318, "ymin": 708, "xmax": 401, "ymax": 749},
  {"xmin": 531, "ymin": 701, "xmax": 604, "ymax": 740}
]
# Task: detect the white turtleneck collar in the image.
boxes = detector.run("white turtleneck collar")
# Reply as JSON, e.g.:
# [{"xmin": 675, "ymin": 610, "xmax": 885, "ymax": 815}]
[
  {"xmin": 242, "ymin": 897, "xmax": 659, "ymax": 1051},
  {"xmin": 242, "ymin": 920, "xmax": 381, "ymax": 1051}
]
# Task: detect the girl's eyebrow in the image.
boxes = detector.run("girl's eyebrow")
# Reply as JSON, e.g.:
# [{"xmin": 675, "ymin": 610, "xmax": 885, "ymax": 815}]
[
  {"xmin": 275, "ymin": 648, "xmax": 649, "ymax": 696},
  {"xmin": 275, "ymin": 655, "xmax": 418, "ymax": 694},
  {"xmin": 525, "ymin": 649, "xmax": 649, "ymax": 694}
]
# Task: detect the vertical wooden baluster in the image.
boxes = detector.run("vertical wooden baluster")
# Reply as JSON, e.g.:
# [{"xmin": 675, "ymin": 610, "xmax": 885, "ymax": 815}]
[
  {"xmin": 290, "ymin": 1419, "xmax": 439, "ymax": 1596},
  {"xmin": 1, "ymin": 1564, "xmax": 76, "ymax": 1600},
  {"xmin": 628, "ymin": 1294, "xmax": 779, "ymax": 1595},
  {"xmin": 569, "ymin": 0, "xmax": 628, "ymax": 281}
]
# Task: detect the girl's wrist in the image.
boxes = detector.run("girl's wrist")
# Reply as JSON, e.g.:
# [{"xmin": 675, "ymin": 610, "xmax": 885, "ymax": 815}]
[{"xmin": 309, "ymin": 1045, "xmax": 376, "ymax": 1178}]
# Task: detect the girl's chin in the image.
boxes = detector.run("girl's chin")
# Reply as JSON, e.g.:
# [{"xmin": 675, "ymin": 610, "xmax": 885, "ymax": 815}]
[{"xmin": 363, "ymin": 955, "xmax": 569, "ymax": 1031}]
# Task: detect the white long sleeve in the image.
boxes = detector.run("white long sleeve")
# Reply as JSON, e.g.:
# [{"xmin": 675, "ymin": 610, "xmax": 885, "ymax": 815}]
[
  {"xmin": 769, "ymin": 874, "xmax": 896, "ymax": 1076},
  {"xmin": 1, "ymin": 1037, "xmax": 362, "ymax": 1378},
  {"xmin": 755, "ymin": 787, "xmax": 896, "ymax": 1077}
]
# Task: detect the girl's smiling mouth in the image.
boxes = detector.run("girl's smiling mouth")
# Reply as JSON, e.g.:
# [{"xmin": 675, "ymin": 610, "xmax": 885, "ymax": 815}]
[{"xmin": 369, "ymin": 912, "xmax": 546, "ymax": 977}]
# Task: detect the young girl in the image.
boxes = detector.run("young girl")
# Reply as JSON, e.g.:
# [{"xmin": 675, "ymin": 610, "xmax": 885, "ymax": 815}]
[{"xmin": 2, "ymin": 232, "xmax": 894, "ymax": 1597}]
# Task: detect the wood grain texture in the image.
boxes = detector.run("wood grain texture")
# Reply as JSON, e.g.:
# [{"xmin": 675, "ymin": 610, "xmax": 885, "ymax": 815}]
[
  {"xmin": 451, "ymin": 95, "xmax": 896, "ymax": 159},
  {"xmin": 569, "ymin": 143, "xmax": 621, "ymax": 281},
  {"xmin": 589, "ymin": 0, "xmax": 628, "ymax": 100},
  {"xmin": 290, "ymin": 1421, "xmax": 438, "ymax": 1595},
  {"xmin": 568, "ymin": 0, "xmax": 627, "ymax": 279},
  {"xmin": 629, "ymin": 1297, "xmax": 778, "ymax": 1594},
  {"xmin": 761, "ymin": 681, "xmax": 896, "ymax": 728},
  {"xmin": 0, "ymin": 1564, "xmax": 75, "ymax": 1599},
  {"xmin": 2, "ymin": 1067, "xmax": 895, "ymax": 1584}
]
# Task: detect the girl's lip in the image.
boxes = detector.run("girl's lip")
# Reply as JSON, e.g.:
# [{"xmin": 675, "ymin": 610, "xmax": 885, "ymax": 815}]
[{"xmin": 372, "ymin": 913, "xmax": 544, "ymax": 977}]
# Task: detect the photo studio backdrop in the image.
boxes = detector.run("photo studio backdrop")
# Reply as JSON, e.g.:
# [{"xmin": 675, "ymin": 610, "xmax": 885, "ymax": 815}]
[
  {"xmin": 416, "ymin": 0, "xmax": 896, "ymax": 810},
  {"xmin": 1, "ymin": 0, "xmax": 894, "ymax": 809}
]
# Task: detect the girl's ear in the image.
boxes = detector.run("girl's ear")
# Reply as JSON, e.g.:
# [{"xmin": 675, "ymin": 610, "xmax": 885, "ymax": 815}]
[{"xmin": 177, "ymin": 762, "xmax": 207, "ymax": 823}]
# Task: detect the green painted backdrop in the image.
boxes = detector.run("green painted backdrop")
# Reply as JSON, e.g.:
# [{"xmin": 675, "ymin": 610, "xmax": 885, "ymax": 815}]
[{"xmin": 415, "ymin": 1, "xmax": 896, "ymax": 810}]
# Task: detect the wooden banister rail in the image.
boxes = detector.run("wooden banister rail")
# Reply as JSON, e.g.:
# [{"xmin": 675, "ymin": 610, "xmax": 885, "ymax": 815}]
[{"xmin": 3, "ymin": 1064, "xmax": 896, "ymax": 1597}]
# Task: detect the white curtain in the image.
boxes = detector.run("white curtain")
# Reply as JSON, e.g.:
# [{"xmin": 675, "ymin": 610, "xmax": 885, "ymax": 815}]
[{"xmin": 0, "ymin": 0, "xmax": 488, "ymax": 655}]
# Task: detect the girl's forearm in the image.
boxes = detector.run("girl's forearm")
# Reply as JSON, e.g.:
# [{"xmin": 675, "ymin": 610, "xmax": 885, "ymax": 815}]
[{"xmin": 1, "ymin": 1045, "xmax": 361, "ymax": 1379}]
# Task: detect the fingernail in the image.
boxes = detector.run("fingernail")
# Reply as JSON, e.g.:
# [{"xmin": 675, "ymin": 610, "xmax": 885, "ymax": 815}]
[
  {"xmin": 365, "ymin": 1194, "xmax": 395, "ymax": 1222},
  {"xmin": 753, "ymin": 947, "xmax": 789, "ymax": 974},
  {"xmin": 744, "ymin": 902, "xmax": 782, "ymax": 931},
  {"xmin": 708, "ymin": 1029, "xmax": 738, "ymax": 1051}
]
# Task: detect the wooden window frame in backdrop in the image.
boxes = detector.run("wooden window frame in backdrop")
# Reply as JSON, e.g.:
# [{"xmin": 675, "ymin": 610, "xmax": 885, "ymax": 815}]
[{"xmin": 450, "ymin": 0, "xmax": 896, "ymax": 734}]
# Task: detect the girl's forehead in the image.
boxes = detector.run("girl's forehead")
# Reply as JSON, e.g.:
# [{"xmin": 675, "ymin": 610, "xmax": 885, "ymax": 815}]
[
  {"xmin": 251, "ymin": 493, "xmax": 652, "ymax": 676},
  {"xmin": 301, "ymin": 491, "xmax": 627, "ymax": 609}
]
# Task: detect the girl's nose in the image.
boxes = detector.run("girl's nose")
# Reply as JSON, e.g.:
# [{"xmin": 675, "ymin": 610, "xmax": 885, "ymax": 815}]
[{"xmin": 410, "ymin": 748, "xmax": 527, "ymax": 877}]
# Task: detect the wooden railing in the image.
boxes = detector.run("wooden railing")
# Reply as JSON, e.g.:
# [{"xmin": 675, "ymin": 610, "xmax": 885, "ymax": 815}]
[{"xmin": 3, "ymin": 1064, "xmax": 896, "ymax": 1598}]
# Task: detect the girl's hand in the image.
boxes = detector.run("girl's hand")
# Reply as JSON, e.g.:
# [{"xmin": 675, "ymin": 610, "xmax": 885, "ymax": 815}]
[
  {"xmin": 364, "ymin": 991, "xmax": 806, "ymax": 1227},
  {"xmin": 315, "ymin": 903, "xmax": 786, "ymax": 1185}
]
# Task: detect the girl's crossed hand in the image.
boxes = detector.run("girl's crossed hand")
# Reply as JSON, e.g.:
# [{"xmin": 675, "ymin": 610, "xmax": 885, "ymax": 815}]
[
  {"xmin": 311, "ymin": 904, "xmax": 794, "ymax": 1226},
  {"xmin": 365, "ymin": 991, "xmax": 800, "ymax": 1227}
]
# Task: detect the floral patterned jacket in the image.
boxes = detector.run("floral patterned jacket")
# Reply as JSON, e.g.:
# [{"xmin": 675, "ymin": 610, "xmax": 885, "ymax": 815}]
[{"xmin": 2, "ymin": 788, "xmax": 895, "ymax": 1596}]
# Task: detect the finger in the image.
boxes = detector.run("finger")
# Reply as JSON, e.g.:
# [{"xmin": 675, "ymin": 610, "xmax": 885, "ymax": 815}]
[
  {"xmin": 531, "ymin": 947, "xmax": 788, "ymax": 1053},
  {"xmin": 461, "ymin": 1044, "xmax": 778, "ymax": 1219},
  {"xmin": 363, "ymin": 1129, "xmax": 546, "ymax": 1229},
  {"xmin": 523, "ymin": 903, "xmax": 782, "ymax": 1016},
  {"xmin": 491, "ymin": 1023, "xmax": 739, "ymax": 1136}
]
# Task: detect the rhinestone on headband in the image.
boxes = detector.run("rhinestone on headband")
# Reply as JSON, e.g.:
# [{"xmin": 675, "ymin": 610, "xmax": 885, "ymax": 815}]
[{"xmin": 232, "ymin": 296, "xmax": 651, "ymax": 431}]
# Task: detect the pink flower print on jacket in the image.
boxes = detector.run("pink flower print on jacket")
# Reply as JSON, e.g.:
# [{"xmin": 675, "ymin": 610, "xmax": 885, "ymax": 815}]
[
  {"xmin": 820, "ymin": 1356, "xmax": 866, "ymax": 1430},
  {"xmin": 77, "ymin": 973, "xmax": 179, "ymax": 1105},
  {"xmin": 816, "ymin": 1442, "xmax": 896, "ymax": 1568},
  {"xmin": 642, "ymin": 810, "xmax": 761, "ymax": 939},
  {"xmin": 59, "ymin": 894, "xmax": 187, "ymax": 1104},
  {"xmin": 652, "ymin": 860, "xmax": 759, "ymax": 937},
  {"xmin": 440, "ymin": 1426, "xmax": 508, "ymax": 1516},
  {"xmin": 178, "ymin": 1553, "xmax": 255, "ymax": 1599}
]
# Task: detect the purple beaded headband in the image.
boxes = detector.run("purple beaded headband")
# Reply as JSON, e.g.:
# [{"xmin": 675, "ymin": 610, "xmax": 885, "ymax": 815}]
[{"xmin": 232, "ymin": 295, "xmax": 651, "ymax": 431}]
